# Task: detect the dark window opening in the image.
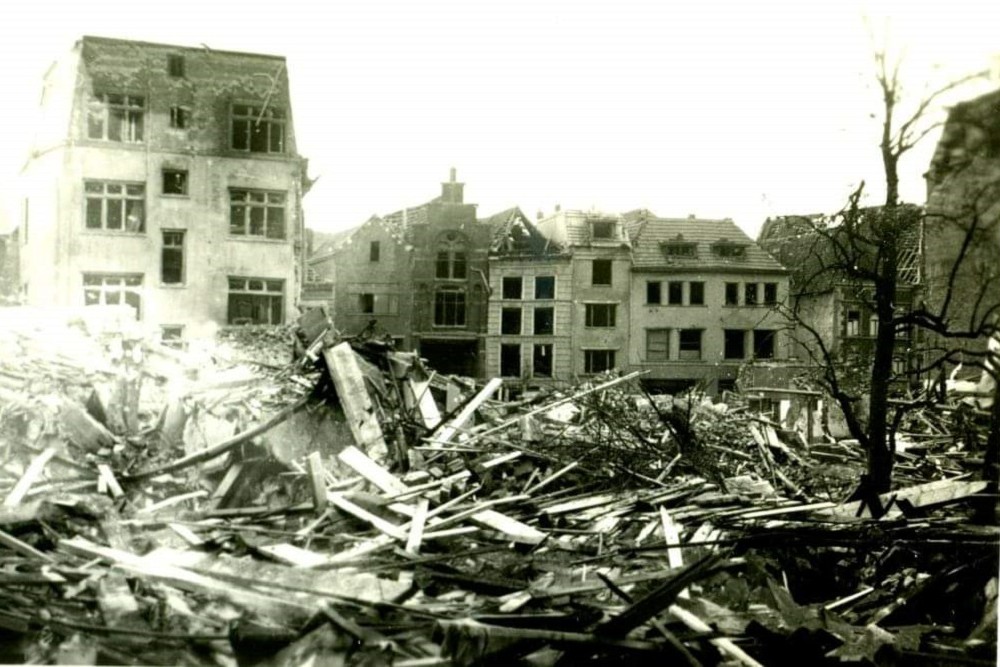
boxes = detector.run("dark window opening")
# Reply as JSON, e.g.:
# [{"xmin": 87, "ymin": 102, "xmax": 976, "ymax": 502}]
[
  {"xmin": 231, "ymin": 104, "xmax": 285, "ymax": 153},
  {"xmin": 434, "ymin": 290, "xmax": 466, "ymax": 326},
  {"xmin": 591, "ymin": 221, "xmax": 615, "ymax": 239},
  {"xmin": 592, "ymin": 259, "xmax": 612, "ymax": 286},
  {"xmin": 678, "ymin": 329, "xmax": 702, "ymax": 360},
  {"xmin": 162, "ymin": 169, "xmax": 188, "ymax": 196},
  {"xmin": 745, "ymin": 283, "xmax": 759, "ymax": 306},
  {"xmin": 533, "ymin": 344, "xmax": 553, "ymax": 377},
  {"xmin": 501, "ymin": 307, "xmax": 522, "ymax": 335},
  {"xmin": 663, "ymin": 243, "xmax": 697, "ymax": 257},
  {"xmin": 534, "ymin": 307, "xmax": 554, "ymax": 335},
  {"xmin": 369, "ymin": 241, "xmax": 380, "ymax": 262},
  {"xmin": 84, "ymin": 181, "xmax": 145, "ymax": 233},
  {"xmin": 668, "ymin": 282, "xmax": 683, "ymax": 305},
  {"xmin": 534, "ymin": 276, "xmax": 555, "ymax": 299},
  {"xmin": 502, "ymin": 276, "xmax": 522, "ymax": 299},
  {"xmin": 167, "ymin": 54, "xmax": 185, "ymax": 77},
  {"xmin": 689, "ymin": 281, "xmax": 705, "ymax": 305},
  {"xmin": 161, "ymin": 231, "xmax": 184, "ymax": 284},
  {"xmin": 646, "ymin": 281, "xmax": 661, "ymax": 305},
  {"xmin": 585, "ymin": 303, "xmax": 616, "ymax": 327},
  {"xmin": 161, "ymin": 326, "xmax": 184, "ymax": 346},
  {"xmin": 646, "ymin": 329, "xmax": 669, "ymax": 361},
  {"xmin": 718, "ymin": 379, "xmax": 737, "ymax": 394},
  {"xmin": 724, "ymin": 329, "xmax": 746, "ymax": 360},
  {"xmin": 500, "ymin": 343, "xmax": 521, "ymax": 377},
  {"xmin": 436, "ymin": 233, "xmax": 467, "ymax": 279},
  {"xmin": 584, "ymin": 350, "xmax": 616, "ymax": 374},
  {"xmin": 725, "ymin": 282, "xmax": 739, "ymax": 306},
  {"xmin": 754, "ymin": 330, "xmax": 775, "ymax": 359},
  {"xmin": 763, "ymin": 282, "xmax": 778, "ymax": 305},
  {"xmin": 229, "ymin": 189, "xmax": 286, "ymax": 239},
  {"xmin": 87, "ymin": 93, "xmax": 144, "ymax": 143},
  {"xmin": 227, "ymin": 276, "xmax": 283, "ymax": 325},
  {"xmin": 169, "ymin": 106, "xmax": 191, "ymax": 129},
  {"xmin": 846, "ymin": 310, "xmax": 861, "ymax": 337},
  {"xmin": 359, "ymin": 293, "xmax": 375, "ymax": 313}
]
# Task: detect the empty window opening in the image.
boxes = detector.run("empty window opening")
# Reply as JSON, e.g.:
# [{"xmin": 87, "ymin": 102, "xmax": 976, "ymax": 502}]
[
  {"xmin": 689, "ymin": 281, "xmax": 705, "ymax": 305},
  {"xmin": 227, "ymin": 277, "xmax": 284, "ymax": 325},
  {"xmin": 678, "ymin": 329, "xmax": 702, "ymax": 360},
  {"xmin": 83, "ymin": 273, "xmax": 142, "ymax": 319},
  {"xmin": 501, "ymin": 307, "xmax": 522, "ymax": 335},
  {"xmin": 169, "ymin": 106, "xmax": 191, "ymax": 129},
  {"xmin": 167, "ymin": 54, "xmax": 185, "ymax": 77},
  {"xmin": 161, "ymin": 231, "xmax": 184, "ymax": 284},
  {"xmin": 502, "ymin": 276, "xmax": 522, "ymax": 299},
  {"xmin": 592, "ymin": 259, "xmax": 612, "ymax": 286},
  {"xmin": 668, "ymin": 282, "xmax": 683, "ymax": 305},
  {"xmin": 725, "ymin": 282, "xmax": 739, "ymax": 306},
  {"xmin": 434, "ymin": 290, "xmax": 466, "ymax": 326},
  {"xmin": 585, "ymin": 303, "xmax": 616, "ymax": 328},
  {"xmin": 359, "ymin": 293, "xmax": 375, "ymax": 313},
  {"xmin": 724, "ymin": 329, "xmax": 746, "ymax": 360},
  {"xmin": 584, "ymin": 349, "xmax": 616, "ymax": 374},
  {"xmin": 745, "ymin": 283, "xmax": 759, "ymax": 306},
  {"xmin": 162, "ymin": 169, "xmax": 188, "ymax": 196},
  {"xmin": 754, "ymin": 330, "xmax": 775, "ymax": 359},
  {"xmin": 646, "ymin": 281, "xmax": 661, "ymax": 305},
  {"xmin": 87, "ymin": 93, "xmax": 144, "ymax": 143},
  {"xmin": 763, "ymin": 282, "xmax": 778, "ymax": 305},
  {"xmin": 369, "ymin": 241, "xmax": 380, "ymax": 262},
  {"xmin": 500, "ymin": 343, "xmax": 521, "ymax": 377},
  {"xmin": 846, "ymin": 310, "xmax": 861, "ymax": 337},
  {"xmin": 534, "ymin": 307, "xmax": 554, "ymax": 335},
  {"xmin": 231, "ymin": 104, "xmax": 285, "ymax": 153},
  {"xmin": 591, "ymin": 221, "xmax": 615, "ymax": 239},
  {"xmin": 533, "ymin": 344, "xmax": 553, "ymax": 377},
  {"xmin": 436, "ymin": 232, "xmax": 467, "ymax": 280},
  {"xmin": 229, "ymin": 189, "xmax": 286, "ymax": 239},
  {"xmin": 534, "ymin": 276, "xmax": 555, "ymax": 299}
]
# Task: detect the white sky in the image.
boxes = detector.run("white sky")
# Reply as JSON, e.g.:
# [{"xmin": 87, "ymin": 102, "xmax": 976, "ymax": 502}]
[{"xmin": 0, "ymin": 0, "xmax": 997, "ymax": 237}]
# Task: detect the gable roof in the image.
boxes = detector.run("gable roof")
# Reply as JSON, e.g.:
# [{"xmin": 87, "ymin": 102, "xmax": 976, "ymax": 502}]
[
  {"xmin": 483, "ymin": 207, "xmax": 564, "ymax": 256},
  {"xmin": 630, "ymin": 213, "xmax": 787, "ymax": 273}
]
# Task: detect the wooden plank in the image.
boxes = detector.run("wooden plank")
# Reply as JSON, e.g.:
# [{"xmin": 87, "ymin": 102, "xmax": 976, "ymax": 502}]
[
  {"xmin": 0, "ymin": 527, "xmax": 55, "ymax": 562},
  {"xmin": 813, "ymin": 479, "xmax": 990, "ymax": 522},
  {"xmin": 306, "ymin": 452, "xmax": 327, "ymax": 512},
  {"xmin": 668, "ymin": 603, "xmax": 764, "ymax": 667},
  {"xmin": 4, "ymin": 447, "xmax": 58, "ymax": 507},
  {"xmin": 327, "ymin": 492, "xmax": 407, "ymax": 541},
  {"xmin": 405, "ymin": 498, "xmax": 429, "ymax": 555},
  {"xmin": 257, "ymin": 543, "xmax": 331, "ymax": 568},
  {"xmin": 97, "ymin": 464, "xmax": 124, "ymax": 499},
  {"xmin": 322, "ymin": 342, "xmax": 388, "ymax": 458},
  {"xmin": 431, "ymin": 377, "xmax": 503, "ymax": 446},
  {"xmin": 405, "ymin": 376, "xmax": 441, "ymax": 429}
]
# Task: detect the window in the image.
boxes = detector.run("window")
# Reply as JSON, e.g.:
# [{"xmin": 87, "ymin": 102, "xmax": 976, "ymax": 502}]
[
  {"xmin": 167, "ymin": 54, "xmax": 185, "ymax": 77},
  {"xmin": 689, "ymin": 281, "xmax": 705, "ymax": 305},
  {"xmin": 754, "ymin": 330, "xmax": 775, "ymax": 359},
  {"xmin": 592, "ymin": 259, "xmax": 612, "ymax": 286},
  {"xmin": 227, "ymin": 277, "xmax": 284, "ymax": 325},
  {"xmin": 161, "ymin": 231, "xmax": 184, "ymax": 284},
  {"xmin": 436, "ymin": 232, "xmax": 467, "ymax": 280},
  {"xmin": 745, "ymin": 283, "xmax": 759, "ymax": 306},
  {"xmin": 162, "ymin": 169, "xmax": 188, "ymax": 196},
  {"xmin": 434, "ymin": 290, "xmax": 466, "ymax": 326},
  {"xmin": 359, "ymin": 293, "xmax": 375, "ymax": 313},
  {"xmin": 501, "ymin": 307, "xmax": 522, "ymax": 335},
  {"xmin": 662, "ymin": 242, "xmax": 696, "ymax": 258},
  {"xmin": 84, "ymin": 274, "xmax": 142, "ymax": 319},
  {"xmin": 724, "ymin": 330, "xmax": 746, "ymax": 360},
  {"xmin": 718, "ymin": 379, "xmax": 737, "ymax": 394},
  {"xmin": 584, "ymin": 350, "xmax": 616, "ymax": 374},
  {"xmin": 169, "ymin": 106, "xmax": 191, "ymax": 129},
  {"xmin": 535, "ymin": 276, "xmax": 555, "ymax": 299},
  {"xmin": 87, "ymin": 93, "xmax": 144, "ymax": 143},
  {"xmin": 231, "ymin": 104, "xmax": 285, "ymax": 153},
  {"xmin": 585, "ymin": 303, "xmax": 616, "ymax": 327},
  {"xmin": 500, "ymin": 344, "xmax": 521, "ymax": 377},
  {"xmin": 85, "ymin": 181, "xmax": 145, "ymax": 232},
  {"xmin": 502, "ymin": 276, "xmax": 522, "ymax": 299},
  {"xmin": 533, "ymin": 344, "xmax": 553, "ymax": 377},
  {"xmin": 763, "ymin": 283, "xmax": 778, "ymax": 305},
  {"xmin": 668, "ymin": 282, "xmax": 683, "ymax": 305},
  {"xmin": 846, "ymin": 310, "xmax": 861, "ymax": 337},
  {"xmin": 725, "ymin": 282, "xmax": 739, "ymax": 306},
  {"xmin": 369, "ymin": 241, "xmax": 380, "ymax": 262},
  {"xmin": 646, "ymin": 329, "xmax": 669, "ymax": 361},
  {"xmin": 869, "ymin": 313, "xmax": 879, "ymax": 337},
  {"xmin": 646, "ymin": 281, "xmax": 661, "ymax": 305},
  {"xmin": 534, "ymin": 307, "xmax": 554, "ymax": 335},
  {"xmin": 591, "ymin": 221, "xmax": 615, "ymax": 239},
  {"xmin": 712, "ymin": 242, "xmax": 746, "ymax": 258},
  {"xmin": 678, "ymin": 329, "xmax": 702, "ymax": 360},
  {"xmin": 161, "ymin": 326, "xmax": 184, "ymax": 347},
  {"xmin": 229, "ymin": 189, "xmax": 286, "ymax": 239}
]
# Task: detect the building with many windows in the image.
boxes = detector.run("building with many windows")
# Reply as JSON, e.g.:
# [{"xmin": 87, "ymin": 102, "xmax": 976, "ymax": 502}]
[
  {"xmin": 18, "ymin": 36, "xmax": 310, "ymax": 340},
  {"xmin": 626, "ymin": 211, "xmax": 790, "ymax": 394}
]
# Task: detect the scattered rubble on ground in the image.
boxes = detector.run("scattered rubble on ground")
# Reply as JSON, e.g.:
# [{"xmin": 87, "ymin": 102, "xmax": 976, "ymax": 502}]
[{"xmin": 0, "ymin": 308, "xmax": 996, "ymax": 666}]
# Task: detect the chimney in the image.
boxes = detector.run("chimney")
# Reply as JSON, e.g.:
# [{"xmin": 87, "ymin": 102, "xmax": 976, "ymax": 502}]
[{"xmin": 441, "ymin": 167, "xmax": 464, "ymax": 203}]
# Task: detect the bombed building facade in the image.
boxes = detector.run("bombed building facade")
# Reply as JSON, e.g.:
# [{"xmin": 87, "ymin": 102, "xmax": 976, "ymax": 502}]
[{"xmin": 18, "ymin": 36, "xmax": 310, "ymax": 340}]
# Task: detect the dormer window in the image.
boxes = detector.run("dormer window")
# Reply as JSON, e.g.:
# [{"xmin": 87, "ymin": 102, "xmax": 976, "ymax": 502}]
[
  {"xmin": 712, "ymin": 240, "xmax": 747, "ymax": 258},
  {"xmin": 591, "ymin": 220, "xmax": 615, "ymax": 240},
  {"xmin": 662, "ymin": 242, "xmax": 697, "ymax": 258}
]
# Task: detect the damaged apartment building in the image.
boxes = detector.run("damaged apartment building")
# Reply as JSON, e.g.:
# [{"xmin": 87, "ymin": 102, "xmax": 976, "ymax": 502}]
[{"xmin": 18, "ymin": 36, "xmax": 310, "ymax": 340}]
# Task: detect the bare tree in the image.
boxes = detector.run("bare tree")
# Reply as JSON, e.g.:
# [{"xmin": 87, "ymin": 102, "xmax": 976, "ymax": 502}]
[{"xmin": 762, "ymin": 54, "xmax": 995, "ymax": 496}]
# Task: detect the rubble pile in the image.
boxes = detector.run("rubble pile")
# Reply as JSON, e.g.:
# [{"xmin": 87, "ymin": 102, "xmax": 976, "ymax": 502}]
[{"xmin": 0, "ymin": 311, "xmax": 996, "ymax": 666}]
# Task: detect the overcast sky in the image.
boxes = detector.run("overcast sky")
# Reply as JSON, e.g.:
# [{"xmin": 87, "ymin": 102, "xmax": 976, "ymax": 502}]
[{"xmin": 0, "ymin": 0, "xmax": 997, "ymax": 237}]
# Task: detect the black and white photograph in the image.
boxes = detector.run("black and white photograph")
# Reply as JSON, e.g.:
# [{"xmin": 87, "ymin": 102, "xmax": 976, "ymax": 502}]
[{"xmin": 0, "ymin": 1, "xmax": 998, "ymax": 665}]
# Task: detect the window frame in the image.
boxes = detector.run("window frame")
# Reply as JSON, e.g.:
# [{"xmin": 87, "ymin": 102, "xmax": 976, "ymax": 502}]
[
  {"xmin": 433, "ymin": 289, "xmax": 466, "ymax": 327},
  {"xmin": 162, "ymin": 169, "xmax": 189, "ymax": 196},
  {"xmin": 169, "ymin": 106, "xmax": 191, "ymax": 129},
  {"xmin": 369, "ymin": 241, "xmax": 381, "ymax": 262},
  {"xmin": 592, "ymin": 259, "xmax": 612, "ymax": 286},
  {"xmin": 500, "ymin": 343, "xmax": 522, "ymax": 378},
  {"xmin": 534, "ymin": 276, "xmax": 555, "ymax": 299},
  {"xmin": 161, "ymin": 230, "xmax": 185, "ymax": 285},
  {"xmin": 725, "ymin": 282, "xmax": 739, "ymax": 306},
  {"xmin": 584, "ymin": 303, "xmax": 617, "ymax": 328},
  {"xmin": 84, "ymin": 180, "xmax": 146, "ymax": 234},
  {"xmin": 435, "ymin": 232, "xmax": 468, "ymax": 280},
  {"xmin": 667, "ymin": 281, "xmax": 683, "ymax": 305},
  {"xmin": 646, "ymin": 328, "xmax": 670, "ymax": 361},
  {"xmin": 646, "ymin": 281, "xmax": 662, "ymax": 305},
  {"xmin": 689, "ymin": 281, "xmax": 705, "ymax": 305},
  {"xmin": 83, "ymin": 273, "xmax": 143, "ymax": 319},
  {"xmin": 87, "ymin": 93, "xmax": 145, "ymax": 143},
  {"xmin": 501, "ymin": 307, "xmax": 522, "ymax": 335},
  {"xmin": 229, "ymin": 188, "xmax": 287, "ymax": 240},
  {"xmin": 753, "ymin": 329, "xmax": 776, "ymax": 359},
  {"xmin": 763, "ymin": 282, "xmax": 778, "ymax": 305},
  {"xmin": 584, "ymin": 349, "xmax": 616, "ymax": 374},
  {"xmin": 745, "ymin": 282, "xmax": 759, "ymax": 306},
  {"xmin": 227, "ymin": 276, "xmax": 284, "ymax": 325},
  {"xmin": 724, "ymin": 329, "xmax": 746, "ymax": 360},
  {"xmin": 231, "ymin": 103, "xmax": 286, "ymax": 154},
  {"xmin": 678, "ymin": 329, "xmax": 703, "ymax": 360},
  {"xmin": 532, "ymin": 343, "xmax": 554, "ymax": 378},
  {"xmin": 502, "ymin": 276, "xmax": 523, "ymax": 300},
  {"xmin": 533, "ymin": 306, "xmax": 555, "ymax": 335}
]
